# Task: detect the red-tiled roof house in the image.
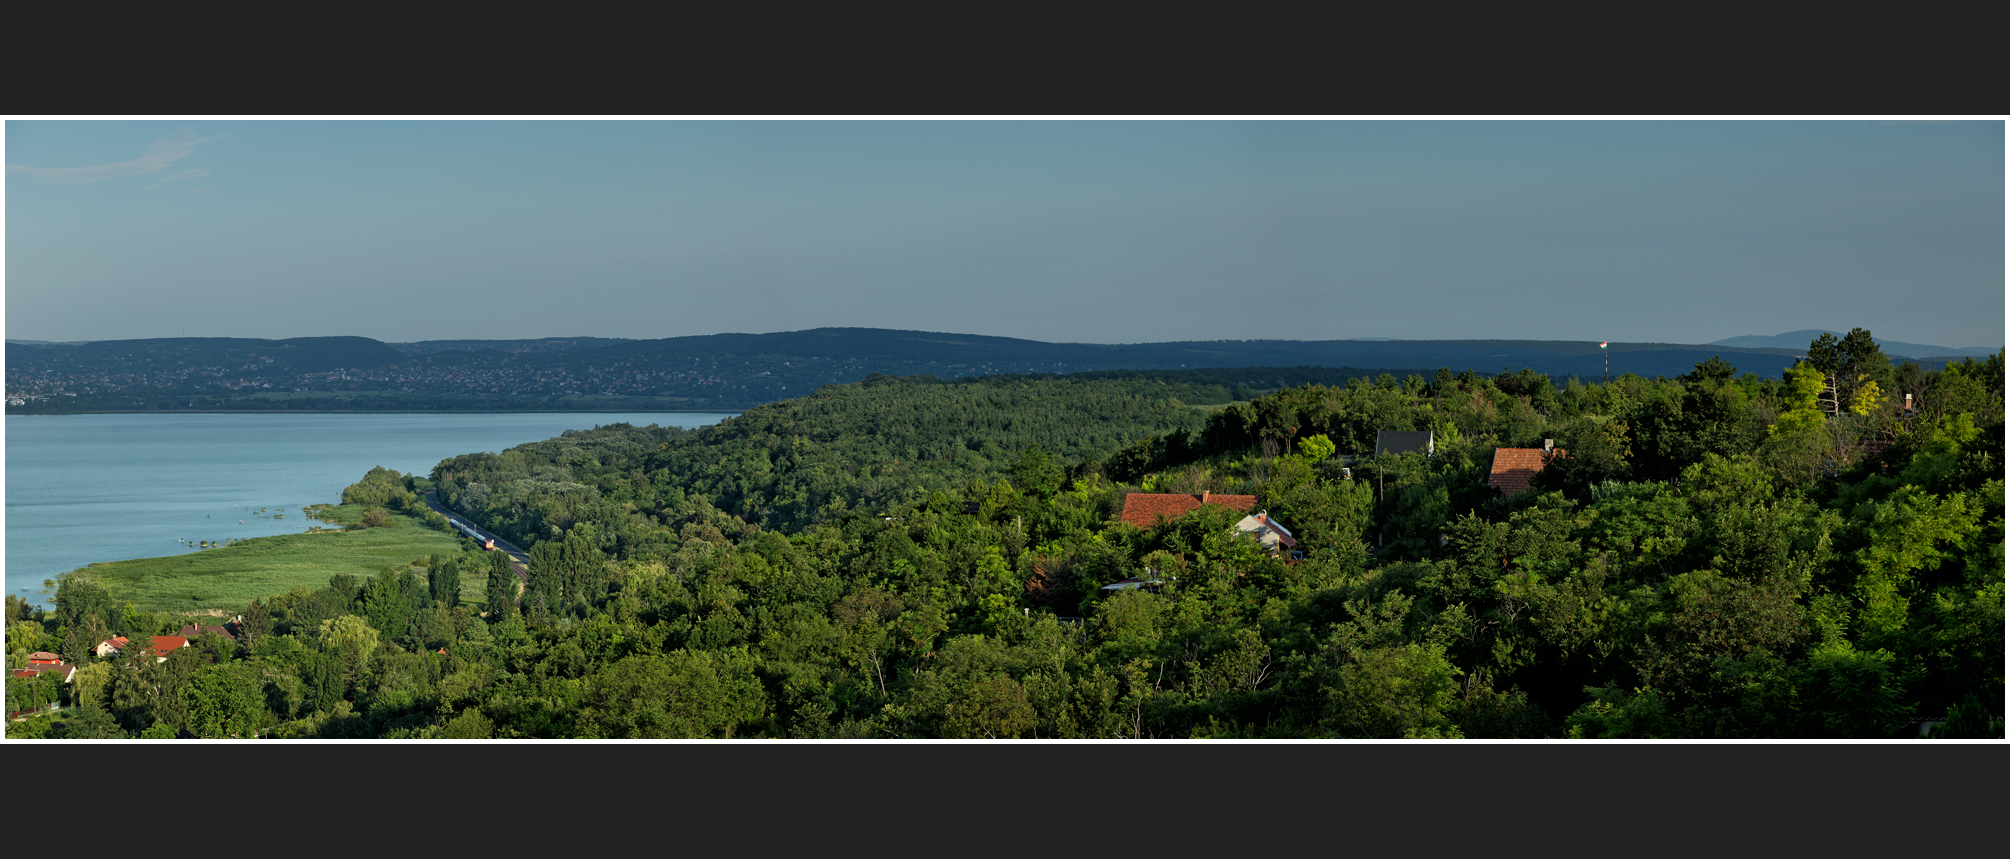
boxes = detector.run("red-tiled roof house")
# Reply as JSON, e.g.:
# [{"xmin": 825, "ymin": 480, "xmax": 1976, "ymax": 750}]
[
  {"xmin": 147, "ymin": 635, "xmax": 190, "ymax": 662},
  {"xmin": 1490, "ymin": 442, "xmax": 1564, "ymax": 497},
  {"xmin": 1118, "ymin": 491, "xmax": 1257, "ymax": 529}
]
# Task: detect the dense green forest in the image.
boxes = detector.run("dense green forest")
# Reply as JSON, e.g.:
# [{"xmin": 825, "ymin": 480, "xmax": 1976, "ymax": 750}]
[{"xmin": 9, "ymin": 330, "xmax": 2002, "ymax": 739}]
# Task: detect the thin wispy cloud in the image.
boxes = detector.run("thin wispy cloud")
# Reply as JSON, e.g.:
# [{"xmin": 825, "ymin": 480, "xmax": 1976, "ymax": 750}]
[
  {"xmin": 148, "ymin": 167, "xmax": 214, "ymax": 190},
  {"xmin": 7, "ymin": 131, "xmax": 224, "ymax": 186}
]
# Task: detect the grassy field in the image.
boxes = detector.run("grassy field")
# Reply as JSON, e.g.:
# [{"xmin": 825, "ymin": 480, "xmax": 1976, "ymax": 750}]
[{"xmin": 68, "ymin": 506, "xmax": 466, "ymax": 613}]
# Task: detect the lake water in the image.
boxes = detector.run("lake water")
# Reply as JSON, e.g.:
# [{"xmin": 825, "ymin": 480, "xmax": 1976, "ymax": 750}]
[{"xmin": 4, "ymin": 412, "xmax": 734, "ymax": 607}]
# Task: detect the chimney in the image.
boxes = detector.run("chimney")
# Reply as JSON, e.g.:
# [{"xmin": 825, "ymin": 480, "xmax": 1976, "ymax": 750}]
[
  {"xmin": 1202, "ymin": 491, "xmax": 1210, "ymax": 503},
  {"xmin": 1543, "ymin": 439, "xmax": 1554, "ymax": 452}
]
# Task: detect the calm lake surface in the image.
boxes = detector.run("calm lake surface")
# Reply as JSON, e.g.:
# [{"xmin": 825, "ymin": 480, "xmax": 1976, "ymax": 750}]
[{"xmin": 4, "ymin": 412, "xmax": 733, "ymax": 607}]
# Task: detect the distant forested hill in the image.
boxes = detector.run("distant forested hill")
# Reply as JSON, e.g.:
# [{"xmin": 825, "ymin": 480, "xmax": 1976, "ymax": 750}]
[
  {"xmin": 7, "ymin": 336, "xmax": 404, "ymax": 374},
  {"xmin": 510, "ymin": 328, "xmax": 1813, "ymax": 383},
  {"xmin": 387, "ymin": 337, "xmax": 636, "ymax": 357},
  {"xmin": 1712, "ymin": 330, "xmax": 2002, "ymax": 361},
  {"xmin": 3, "ymin": 327, "xmax": 1877, "ymax": 414}
]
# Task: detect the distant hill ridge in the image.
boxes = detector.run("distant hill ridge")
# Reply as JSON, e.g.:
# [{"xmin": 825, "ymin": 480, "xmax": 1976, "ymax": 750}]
[
  {"xmin": 388, "ymin": 337, "xmax": 635, "ymax": 356},
  {"xmin": 1710, "ymin": 330, "xmax": 2002, "ymax": 360},
  {"xmin": 6, "ymin": 336, "xmax": 404, "ymax": 374},
  {"xmin": 16, "ymin": 328, "xmax": 1993, "ymax": 384}
]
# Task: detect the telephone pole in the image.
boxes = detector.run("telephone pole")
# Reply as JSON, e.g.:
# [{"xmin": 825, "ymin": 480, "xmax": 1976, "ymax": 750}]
[{"xmin": 1377, "ymin": 455, "xmax": 1385, "ymax": 548}]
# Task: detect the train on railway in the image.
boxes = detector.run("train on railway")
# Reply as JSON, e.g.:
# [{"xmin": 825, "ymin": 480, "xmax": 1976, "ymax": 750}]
[{"xmin": 452, "ymin": 520, "xmax": 496, "ymax": 550}]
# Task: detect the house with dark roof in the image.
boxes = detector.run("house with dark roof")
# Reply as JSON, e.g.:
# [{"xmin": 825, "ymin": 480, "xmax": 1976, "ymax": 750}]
[
  {"xmin": 1118, "ymin": 492, "xmax": 1257, "ymax": 529},
  {"xmin": 177, "ymin": 624, "xmax": 235, "ymax": 641},
  {"xmin": 1489, "ymin": 441, "xmax": 1563, "ymax": 496},
  {"xmin": 27, "ymin": 651, "xmax": 61, "ymax": 666},
  {"xmin": 1376, "ymin": 430, "xmax": 1434, "ymax": 457}
]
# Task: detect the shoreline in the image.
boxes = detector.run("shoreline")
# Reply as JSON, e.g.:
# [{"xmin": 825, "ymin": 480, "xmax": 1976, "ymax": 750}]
[{"xmin": 9, "ymin": 412, "xmax": 722, "ymax": 608}]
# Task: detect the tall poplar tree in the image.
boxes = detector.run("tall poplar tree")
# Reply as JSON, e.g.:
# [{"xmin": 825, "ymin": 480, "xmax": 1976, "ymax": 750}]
[
  {"xmin": 430, "ymin": 557, "xmax": 462, "ymax": 608},
  {"xmin": 528, "ymin": 541, "xmax": 564, "ymax": 613},
  {"xmin": 487, "ymin": 551, "xmax": 517, "ymax": 612}
]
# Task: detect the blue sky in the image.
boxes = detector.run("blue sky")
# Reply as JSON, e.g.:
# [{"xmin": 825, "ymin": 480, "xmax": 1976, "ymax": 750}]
[{"xmin": 5, "ymin": 120, "xmax": 2003, "ymax": 348}]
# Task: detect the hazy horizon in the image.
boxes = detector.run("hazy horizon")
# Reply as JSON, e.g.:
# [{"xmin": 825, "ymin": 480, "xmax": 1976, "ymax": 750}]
[
  {"xmin": 6, "ymin": 326, "xmax": 2001, "ymax": 355},
  {"xmin": 8, "ymin": 120, "xmax": 2003, "ymax": 349},
  {"xmin": 12, "ymin": 327, "xmax": 1997, "ymax": 355}
]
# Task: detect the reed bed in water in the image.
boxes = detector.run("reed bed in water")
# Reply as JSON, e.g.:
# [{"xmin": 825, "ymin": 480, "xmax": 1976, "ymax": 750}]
[{"xmin": 65, "ymin": 506, "xmax": 464, "ymax": 613}]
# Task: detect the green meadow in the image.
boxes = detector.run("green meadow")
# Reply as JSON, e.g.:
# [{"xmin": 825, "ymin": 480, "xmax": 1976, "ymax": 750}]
[{"xmin": 67, "ymin": 506, "xmax": 465, "ymax": 613}]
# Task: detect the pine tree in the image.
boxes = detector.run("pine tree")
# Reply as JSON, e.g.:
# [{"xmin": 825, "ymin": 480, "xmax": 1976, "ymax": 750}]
[
  {"xmin": 60, "ymin": 626, "xmax": 90, "ymax": 666},
  {"xmin": 241, "ymin": 598, "xmax": 272, "ymax": 652}
]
